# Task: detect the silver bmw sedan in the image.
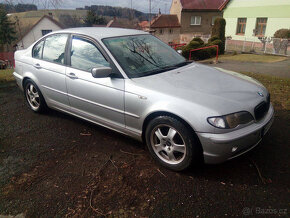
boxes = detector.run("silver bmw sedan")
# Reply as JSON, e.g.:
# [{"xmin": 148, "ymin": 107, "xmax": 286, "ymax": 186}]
[{"xmin": 13, "ymin": 28, "xmax": 274, "ymax": 171}]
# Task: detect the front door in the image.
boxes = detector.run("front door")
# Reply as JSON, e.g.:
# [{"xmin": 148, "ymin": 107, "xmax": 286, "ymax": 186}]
[{"xmin": 65, "ymin": 35, "xmax": 125, "ymax": 128}]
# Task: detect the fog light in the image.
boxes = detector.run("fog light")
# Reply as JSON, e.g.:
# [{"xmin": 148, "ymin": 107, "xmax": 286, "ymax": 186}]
[{"xmin": 232, "ymin": 147, "xmax": 238, "ymax": 152}]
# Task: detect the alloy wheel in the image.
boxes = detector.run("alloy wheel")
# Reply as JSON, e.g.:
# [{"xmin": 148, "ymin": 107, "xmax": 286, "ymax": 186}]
[{"xmin": 150, "ymin": 124, "xmax": 186, "ymax": 165}]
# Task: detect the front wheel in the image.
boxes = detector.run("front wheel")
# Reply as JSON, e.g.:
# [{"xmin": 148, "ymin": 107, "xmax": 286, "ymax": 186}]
[
  {"xmin": 24, "ymin": 79, "xmax": 47, "ymax": 113},
  {"xmin": 145, "ymin": 116, "xmax": 202, "ymax": 171}
]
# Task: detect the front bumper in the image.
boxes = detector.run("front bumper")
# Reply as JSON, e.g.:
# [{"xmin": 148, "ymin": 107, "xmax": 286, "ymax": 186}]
[{"xmin": 197, "ymin": 104, "xmax": 274, "ymax": 164}]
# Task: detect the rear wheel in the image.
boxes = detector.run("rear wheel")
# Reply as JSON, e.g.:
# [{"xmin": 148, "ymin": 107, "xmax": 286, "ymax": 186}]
[
  {"xmin": 145, "ymin": 116, "xmax": 201, "ymax": 171},
  {"xmin": 24, "ymin": 79, "xmax": 47, "ymax": 113}
]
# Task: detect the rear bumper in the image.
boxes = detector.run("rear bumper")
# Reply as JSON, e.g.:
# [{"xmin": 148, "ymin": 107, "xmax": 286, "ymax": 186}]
[
  {"xmin": 197, "ymin": 104, "xmax": 274, "ymax": 164},
  {"xmin": 13, "ymin": 72, "xmax": 23, "ymax": 91}
]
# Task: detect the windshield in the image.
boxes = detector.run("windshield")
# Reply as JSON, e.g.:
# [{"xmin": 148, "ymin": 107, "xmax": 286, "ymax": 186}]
[{"xmin": 102, "ymin": 34, "xmax": 187, "ymax": 78}]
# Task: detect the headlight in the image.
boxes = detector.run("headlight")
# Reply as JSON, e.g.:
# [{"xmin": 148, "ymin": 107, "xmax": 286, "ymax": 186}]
[{"xmin": 207, "ymin": 111, "xmax": 254, "ymax": 129}]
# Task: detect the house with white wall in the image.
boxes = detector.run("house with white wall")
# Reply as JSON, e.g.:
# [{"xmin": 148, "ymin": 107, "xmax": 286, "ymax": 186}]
[
  {"xmin": 223, "ymin": 0, "xmax": 290, "ymax": 40},
  {"xmin": 16, "ymin": 15, "xmax": 63, "ymax": 50}
]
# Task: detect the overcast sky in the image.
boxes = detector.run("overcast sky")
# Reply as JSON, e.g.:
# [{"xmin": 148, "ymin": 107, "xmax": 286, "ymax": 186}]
[{"xmin": 1, "ymin": 0, "xmax": 172, "ymax": 13}]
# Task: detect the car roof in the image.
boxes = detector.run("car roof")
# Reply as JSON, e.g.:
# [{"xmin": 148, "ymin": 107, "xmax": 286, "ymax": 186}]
[{"xmin": 53, "ymin": 27, "xmax": 148, "ymax": 40}]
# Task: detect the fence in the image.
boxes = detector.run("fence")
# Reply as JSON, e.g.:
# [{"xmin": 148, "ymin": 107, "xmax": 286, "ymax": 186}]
[
  {"xmin": 0, "ymin": 52, "xmax": 14, "ymax": 68},
  {"xmin": 225, "ymin": 37, "xmax": 290, "ymax": 56},
  {"xmin": 169, "ymin": 43, "xmax": 186, "ymax": 50},
  {"xmin": 189, "ymin": 45, "xmax": 219, "ymax": 62}
]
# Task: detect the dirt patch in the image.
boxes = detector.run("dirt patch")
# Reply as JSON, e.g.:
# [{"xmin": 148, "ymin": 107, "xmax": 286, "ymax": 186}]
[{"xmin": 0, "ymin": 85, "xmax": 289, "ymax": 217}]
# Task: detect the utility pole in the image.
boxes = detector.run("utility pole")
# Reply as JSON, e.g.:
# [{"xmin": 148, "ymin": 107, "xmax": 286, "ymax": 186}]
[
  {"xmin": 130, "ymin": 0, "xmax": 133, "ymax": 20},
  {"xmin": 149, "ymin": 0, "xmax": 151, "ymax": 29}
]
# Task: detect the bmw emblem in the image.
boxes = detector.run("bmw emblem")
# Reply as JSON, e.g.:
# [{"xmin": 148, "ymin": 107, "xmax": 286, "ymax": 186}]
[{"xmin": 257, "ymin": 91, "xmax": 264, "ymax": 97}]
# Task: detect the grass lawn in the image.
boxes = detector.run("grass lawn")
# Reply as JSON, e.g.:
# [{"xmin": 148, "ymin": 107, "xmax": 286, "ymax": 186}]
[
  {"xmin": 218, "ymin": 54, "xmax": 287, "ymax": 63},
  {"xmin": 241, "ymin": 72, "xmax": 290, "ymax": 110},
  {"xmin": 0, "ymin": 69, "xmax": 14, "ymax": 84}
]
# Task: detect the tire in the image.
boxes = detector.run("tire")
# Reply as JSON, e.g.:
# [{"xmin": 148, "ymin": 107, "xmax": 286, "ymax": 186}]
[
  {"xmin": 24, "ymin": 79, "xmax": 48, "ymax": 113},
  {"xmin": 145, "ymin": 116, "xmax": 202, "ymax": 171}
]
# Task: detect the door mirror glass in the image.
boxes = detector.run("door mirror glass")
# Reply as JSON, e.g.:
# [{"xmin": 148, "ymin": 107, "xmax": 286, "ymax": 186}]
[{"xmin": 91, "ymin": 67, "xmax": 112, "ymax": 78}]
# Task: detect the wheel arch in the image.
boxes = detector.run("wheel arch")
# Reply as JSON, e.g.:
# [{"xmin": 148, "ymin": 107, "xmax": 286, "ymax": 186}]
[{"xmin": 142, "ymin": 111, "xmax": 201, "ymax": 147}]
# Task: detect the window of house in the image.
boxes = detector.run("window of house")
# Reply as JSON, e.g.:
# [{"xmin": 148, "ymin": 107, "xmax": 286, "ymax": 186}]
[
  {"xmin": 32, "ymin": 40, "xmax": 44, "ymax": 59},
  {"xmin": 169, "ymin": 29, "xmax": 173, "ymax": 34},
  {"xmin": 211, "ymin": 16, "xmax": 220, "ymax": 25},
  {"xmin": 70, "ymin": 36, "xmax": 109, "ymax": 72},
  {"xmin": 236, "ymin": 18, "xmax": 247, "ymax": 35},
  {"xmin": 42, "ymin": 34, "xmax": 68, "ymax": 64},
  {"xmin": 42, "ymin": 30, "xmax": 52, "ymax": 36},
  {"xmin": 255, "ymin": 18, "xmax": 267, "ymax": 36},
  {"xmin": 190, "ymin": 16, "xmax": 201, "ymax": 25},
  {"xmin": 159, "ymin": 29, "xmax": 163, "ymax": 34}
]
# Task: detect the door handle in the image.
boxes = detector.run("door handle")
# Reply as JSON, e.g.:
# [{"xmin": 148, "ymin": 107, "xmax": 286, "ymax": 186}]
[
  {"xmin": 33, "ymin": 63, "xmax": 42, "ymax": 69},
  {"xmin": 67, "ymin": 72, "xmax": 78, "ymax": 79}
]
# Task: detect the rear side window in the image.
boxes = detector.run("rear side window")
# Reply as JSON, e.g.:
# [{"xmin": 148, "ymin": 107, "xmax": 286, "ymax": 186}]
[
  {"xmin": 70, "ymin": 36, "xmax": 109, "ymax": 72},
  {"xmin": 43, "ymin": 34, "xmax": 68, "ymax": 64},
  {"xmin": 32, "ymin": 40, "xmax": 44, "ymax": 59}
]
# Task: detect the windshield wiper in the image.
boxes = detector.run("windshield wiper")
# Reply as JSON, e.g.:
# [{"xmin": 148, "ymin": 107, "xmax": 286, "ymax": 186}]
[{"xmin": 140, "ymin": 61, "xmax": 192, "ymax": 77}]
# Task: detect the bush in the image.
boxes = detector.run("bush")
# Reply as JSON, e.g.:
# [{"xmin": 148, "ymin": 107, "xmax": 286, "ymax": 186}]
[
  {"xmin": 207, "ymin": 39, "xmax": 222, "ymax": 55},
  {"xmin": 211, "ymin": 18, "xmax": 226, "ymax": 54},
  {"xmin": 182, "ymin": 41, "xmax": 201, "ymax": 59},
  {"xmin": 208, "ymin": 36, "xmax": 219, "ymax": 44},
  {"xmin": 191, "ymin": 37, "xmax": 204, "ymax": 45},
  {"xmin": 274, "ymin": 29, "xmax": 290, "ymax": 39}
]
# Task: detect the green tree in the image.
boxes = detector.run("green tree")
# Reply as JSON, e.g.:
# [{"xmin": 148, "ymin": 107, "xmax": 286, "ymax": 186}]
[
  {"xmin": 84, "ymin": 10, "xmax": 107, "ymax": 27},
  {"xmin": 0, "ymin": 6, "xmax": 17, "ymax": 51},
  {"xmin": 211, "ymin": 18, "xmax": 226, "ymax": 54}
]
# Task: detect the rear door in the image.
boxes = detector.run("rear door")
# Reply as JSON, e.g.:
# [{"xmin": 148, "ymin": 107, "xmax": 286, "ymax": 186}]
[
  {"xmin": 32, "ymin": 33, "xmax": 70, "ymax": 109},
  {"xmin": 65, "ymin": 35, "xmax": 125, "ymax": 128}
]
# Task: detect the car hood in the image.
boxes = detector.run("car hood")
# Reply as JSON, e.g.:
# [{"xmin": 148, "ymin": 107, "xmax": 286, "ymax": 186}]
[{"xmin": 131, "ymin": 62, "xmax": 268, "ymax": 114}]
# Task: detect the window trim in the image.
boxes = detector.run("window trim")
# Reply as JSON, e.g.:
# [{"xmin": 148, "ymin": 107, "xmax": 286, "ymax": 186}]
[
  {"xmin": 66, "ymin": 33, "xmax": 123, "ymax": 78},
  {"xmin": 32, "ymin": 33, "xmax": 70, "ymax": 67},
  {"xmin": 32, "ymin": 39, "xmax": 45, "ymax": 60},
  {"xmin": 68, "ymin": 35, "xmax": 110, "ymax": 73},
  {"xmin": 190, "ymin": 16, "xmax": 201, "ymax": 26},
  {"xmin": 236, "ymin": 18, "xmax": 247, "ymax": 35},
  {"xmin": 255, "ymin": 17, "xmax": 268, "ymax": 37}
]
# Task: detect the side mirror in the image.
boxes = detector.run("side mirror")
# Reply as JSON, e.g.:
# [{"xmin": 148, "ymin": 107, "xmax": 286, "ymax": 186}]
[
  {"xmin": 91, "ymin": 67, "xmax": 112, "ymax": 78},
  {"xmin": 177, "ymin": 49, "xmax": 182, "ymax": 54}
]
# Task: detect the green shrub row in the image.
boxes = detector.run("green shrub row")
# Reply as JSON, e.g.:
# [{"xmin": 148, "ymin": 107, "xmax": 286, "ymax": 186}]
[{"xmin": 181, "ymin": 37, "xmax": 222, "ymax": 60}]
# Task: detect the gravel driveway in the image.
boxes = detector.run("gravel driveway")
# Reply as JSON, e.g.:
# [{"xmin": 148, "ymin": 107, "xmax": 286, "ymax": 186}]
[{"xmin": 0, "ymin": 85, "xmax": 289, "ymax": 217}]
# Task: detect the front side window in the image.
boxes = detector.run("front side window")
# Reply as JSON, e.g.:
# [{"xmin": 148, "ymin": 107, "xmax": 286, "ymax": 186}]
[
  {"xmin": 236, "ymin": 18, "xmax": 247, "ymax": 35},
  {"xmin": 32, "ymin": 40, "xmax": 44, "ymax": 59},
  {"xmin": 102, "ymin": 34, "xmax": 187, "ymax": 78},
  {"xmin": 42, "ymin": 29, "xmax": 52, "ymax": 36},
  {"xmin": 255, "ymin": 18, "xmax": 267, "ymax": 36},
  {"xmin": 43, "ymin": 34, "xmax": 68, "ymax": 64},
  {"xmin": 70, "ymin": 36, "xmax": 109, "ymax": 72},
  {"xmin": 191, "ymin": 16, "xmax": 201, "ymax": 25}
]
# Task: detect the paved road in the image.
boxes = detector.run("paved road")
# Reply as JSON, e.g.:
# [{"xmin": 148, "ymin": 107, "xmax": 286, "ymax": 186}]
[
  {"xmin": 202, "ymin": 58, "xmax": 290, "ymax": 78},
  {"xmin": 0, "ymin": 85, "xmax": 289, "ymax": 217}
]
